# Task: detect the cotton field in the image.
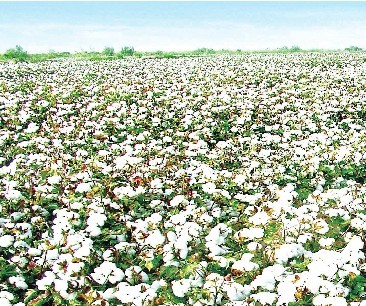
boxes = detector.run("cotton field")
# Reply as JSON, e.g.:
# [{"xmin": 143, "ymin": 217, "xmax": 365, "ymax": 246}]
[{"xmin": 1, "ymin": 53, "xmax": 366, "ymax": 305}]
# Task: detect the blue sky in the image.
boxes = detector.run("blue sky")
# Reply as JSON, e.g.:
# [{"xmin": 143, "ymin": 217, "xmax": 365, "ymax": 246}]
[{"xmin": 1, "ymin": 1, "xmax": 366, "ymax": 53}]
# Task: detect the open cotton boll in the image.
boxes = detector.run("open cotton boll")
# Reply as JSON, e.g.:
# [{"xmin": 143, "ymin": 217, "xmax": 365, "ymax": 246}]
[
  {"xmin": 170, "ymin": 194, "xmax": 186, "ymax": 207},
  {"xmin": 0, "ymin": 235, "xmax": 14, "ymax": 248},
  {"xmin": 248, "ymin": 211, "xmax": 270, "ymax": 225},
  {"xmin": 54, "ymin": 278, "xmax": 68, "ymax": 292},
  {"xmin": 0, "ymin": 298, "xmax": 12, "ymax": 306},
  {"xmin": 125, "ymin": 266, "xmax": 149, "ymax": 284},
  {"xmin": 145, "ymin": 230, "xmax": 165, "ymax": 248},
  {"xmin": 250, "ymin": 264, "xmax": 286, "ymax": 291},
  {"xmin": 312, "ymin": 218, "xmax": 329, "ymax": 234},
  {"xmin": 47, "ymin": 175, "xmax": 62, "ymax": 185},
  {"xmin": 36, "ymin": 271, "xmax": 56, "ymax": 290},
  {"xmin": 223, "ymin": 282, "xmax": 251, "ymax": 301},
  {"xmin": 275, "ymin": 243, "xmax": 305, "ymax": 264},
  {"xmin": 251, "ymin": 292, "xmax": 278, "ymax": 305},
  {"xmin": 8, "ymin": 276, "xmax": 28, "ymax": 290},
  {"xmin": 319, "ymin": 237, "xmax": 335, "ymax": 247},
  {"xmin": 75, "ymin": 182, "xmax": 92, "ymax": 193},
  {"xmin": 235, "ymin": 227, "xmax": 264, "ymax": 240},
  {"xmin": 172, "ymin": 279, "xmax": 191, "ymax": 297},
  {"xmin": 313, "ymin": 295, "xmax": 347, "ymax": 306},
  {"xmin": 232, "ymin": 253, "xmax": 259, "ymax": 272}
]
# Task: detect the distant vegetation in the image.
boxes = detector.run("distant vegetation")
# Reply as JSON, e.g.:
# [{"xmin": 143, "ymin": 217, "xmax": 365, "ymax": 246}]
[{"xmin": 0, "ymin": 45, "xmax": 364, "ymax": 62}]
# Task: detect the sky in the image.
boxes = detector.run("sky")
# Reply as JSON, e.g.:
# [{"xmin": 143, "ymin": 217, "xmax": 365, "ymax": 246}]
[{"xmin": 1, "ymin": 1, "xmax": 366, "ymax": 53}]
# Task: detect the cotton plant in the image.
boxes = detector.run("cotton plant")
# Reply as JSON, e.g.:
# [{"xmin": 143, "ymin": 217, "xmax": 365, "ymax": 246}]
[{"xmin": 1, "ymin": 53, "xmax": 366, "ymax": 304}]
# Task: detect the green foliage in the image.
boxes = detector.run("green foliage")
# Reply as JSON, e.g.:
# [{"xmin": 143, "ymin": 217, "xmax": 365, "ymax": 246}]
[
  {"xmin": 193, "ymin": 48, "xmax": 216, "ymax": 55},
  {"xmin": 102, "ymin": 46, "xmax": 115, "ymax": 56},
  {"xmin": 277, "ymin": 45, "xmax": 302, "ymax": 52},
  {"xmin": 3, "ymin": 45, "xmax": 29, "ymax": 62},
  {"xmin": 345, "ymin": 46, "xmax": 363, "ymax": 52},
  {"xmin": 119, "ymin": 46, "xmax": 135, "ymax": 57},
  {"xmin": 345, "ymin": 274, "xmax": 366, "ymax": 300}
]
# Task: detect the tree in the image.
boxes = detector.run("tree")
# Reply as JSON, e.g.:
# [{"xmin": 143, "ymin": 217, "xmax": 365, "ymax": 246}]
[
  {"xmin": 3, "ymin": 45, "xmax": 29, "ymax": 62},
  {"xmin": 345, "ymin": 46, "xmax": 363, "ymax": 52},
  {"xmin": 102, "ymin": 47, "xmax": 115, "ymax": 56},
  {"xmin": 120, "ymin": 46, "xmax": 135, "ymax": 56}
]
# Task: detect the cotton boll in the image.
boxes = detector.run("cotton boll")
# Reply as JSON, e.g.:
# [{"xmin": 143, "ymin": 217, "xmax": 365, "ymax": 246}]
[
  {"xmin": 275, "ymin": 243, "xmax": 304, "ymax": 264},
  {"xmin": 47, "ymin": 175, "xmax": 62, "ymax": 185},
  {"xmin": 313, "ymin": 295, "xmax": 347, "ymax": 306},
  {"xmin": 145, "ymin": 230, "xmax": 165, "ymax": 248},
  {"xmin": 0, "ymin": 235, "xmax": 14, "ymax": 247},
  {"xmin": 36, "ymin": 271, "xmax": 56, "ymax": 290},
  {"xmin": 172, "ymin": 279, "xmax": 191, "ymax": 297},
  {"xmin": 313, "ymin": 219, "xmax": 329, "ymax": 234},
  {"xmin": 249, "ymin": 211, "xmax": 270, "ymax": 225},
  {"xmin": 251, "ymin": 292, "xmax": 278, "ymax": 305},
  {"xmin": 54, "ymin": 279, "xmax": 68, "ymax": 292},
  {"xmin": 232, "ymin": 253, "xmax": 259, "ymax": 272},
  {"xmin": 75, "ymin": 182, "xmax": 92, "ymax": 193},
  {"xmin": 319, "ymin": 237, "xmax": 335, "ymax": 247},
  {"xmin": 235, "ymin": 227, "xmax": 264, "ymax": 240},
  {"xmin": 8, "ymin": 276, "xmax": 28, "ymax": 290},
  {"xmin": 125, "ymin": 266, "xmax": 149, "ymax": 284},
  {"xmin": 0, "ymin": 298, "xmax": 11, "ymax": 306},
  {"xmin": 223, "ymin": 282, "xmax": 251, "ymax": 301},
  {"xmin": 247, "ymin": 242, "xmax": 262, "ymax": 251},
  {"xmin": 170, "ymin": 195, "xmax": 186, "ymax": 207}
]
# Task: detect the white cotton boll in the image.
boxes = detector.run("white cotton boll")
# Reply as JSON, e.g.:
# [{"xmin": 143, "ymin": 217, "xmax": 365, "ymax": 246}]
[
  {"xmin": 276, "ymin": 281, "xmax": 296, "ymax": 304},
  {"xmin": 54, "ymin": 279, "xmax": 68, "ymax": 292},
  {"xmin": 36, "ymin": 271, "xmax": 56, "ymax": 290},
  {"xmin": 235, "ymin": 227, "xmax": 264, "ymax": 240},
  {"xmin": 249, "ymin": 211, "xmax": 269, "ymax": 225},
  {"xmin": 251, "ymin": 292, "xmax": 278, "ymax": 305},
  {"xmin": 297, "ymin": 234, "xmax": 313, "ymax": 244},
  {"xmin": 0, "ymin": 298, "xmax": 11, "ymax": 306},
  {"xmin": 75, "ymin": 182, "xmax": 92, "ymax": 193},
  {"xmin": 201, "ymin": 182, "xmax": 217, "ymax": 194},
  {"xmin": 167, "ymin": 231, "xmax": 177, "ymax": 242},
  {"xmin": 8, "ymin": 276, "xmax": 28, "ymax": 290},
  {"xmin": 232, "ymin": 253, "xmax": 259, "ymax": 272},
  {"xmin": 313, "ymin": 295, "xmax": 347, "ymax": 306},
  {"xmin": 103, "ymin": 250, "xmax": 114, "ymax": 261},
  {"xmin": 25, "ymin": 122, "xmax": 39, "ymax": 133},
  {"xmin": 250, "ymin": 264, "xmax": 285, "ymax": 291},
  {"xmin": 233, "ymin": 174, "xmax": 247, "ymax": 186},
  {"xmin": 0, "ymin": 235, "xmax": 14, "ymax": 247},
  {"xmin": 145, "ymin": 230, "xmax": 165, "ymax": 248},
  {"xmin": 211, "ymin": 207, "xmax": 222, "ymax": 218},
  {"xmin": 275, "ymin": 243, "xmax": 304, "ymax": 264},
  {"xmin": 172, "ymin": 279, "xmax": 191, "ymax": 297},
  {"xmin": 0, "ymin": 291, "xmax": 14, "ymax": 301},
  {"xmin": 247, "ymin": 242, "xmax": 261, "ymax": 251},
  {"xmin": 312, "ymin": 219, "xmax": 329, "ymax": 234},
  {"xmin": 223, "ymin": 282, "xmax": 251, "ymax": 301},
  {"xmin": 87, "ymin": 213, "xmax": 107, "ymax": 227},
  {"xmin": 47, "ymin": 175, "xmax": 62, "ymax": 185},
  {"xmin": 74, "ymin": 245, "xmax": 91, "ymax": 258},
  {"xmin": 220, "ymin": 190, "xmax": 231, "ymax": 199},
  {"xmin": 86, "ymin": 226, "xmax": 102, "ymax": 237},
  {"xmin": 5, "ymin": 189, "xmax": 22, "ymax": 200},
  {"xmin": 319, "ymin": 237, "xmax": 335, "ymax": 247},
  {"xmin": 102, "ymin": 288, "xmax": 116, "ymax": 300},
  {"xmin": 170, "ymin": 213, "xmax": 186, "ymax": 225},
  {"xmin": 28, "ymin": 248, "xmax": 42, "ymax": 256},
  {"xmin": 170, "ymin": 195, "xmax": 186, "ymax": 207},
  {"xmin": 163, "ymin": 136, "xmax": 172, "ymax": 143},
  {"xmin": 108, "ymin": 267, "xmax": 125, "ymax": 284}
]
